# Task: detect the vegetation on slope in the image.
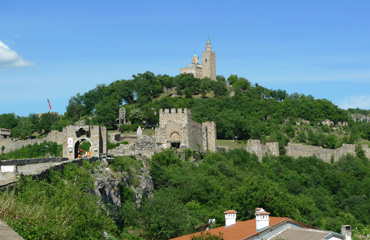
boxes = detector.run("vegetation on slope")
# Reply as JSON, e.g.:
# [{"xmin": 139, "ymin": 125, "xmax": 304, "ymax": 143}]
[
  {"xmin": 0, "ymin": 161, "xmax": 119, "ymax": 239},
  {"xmin": 123, "ymin": 149, "xmax": 370, "ymax": 239},
  {"xmin": 1, "ymin": 149, "xmax": 370, "ymax": 239}
]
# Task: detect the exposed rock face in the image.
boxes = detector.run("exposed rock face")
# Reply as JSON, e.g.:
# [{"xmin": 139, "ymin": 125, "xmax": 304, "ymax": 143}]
[
  {"xmin": 93, "ymin": 167, "xmax": 121, "ymax": 211},
  {"xmin": 93, "ymin": 157, "xmax": 154, "ymax": 209},
  {"xmin": 125, "ymin": 157, "xmax": 154, "ymax": 206}
]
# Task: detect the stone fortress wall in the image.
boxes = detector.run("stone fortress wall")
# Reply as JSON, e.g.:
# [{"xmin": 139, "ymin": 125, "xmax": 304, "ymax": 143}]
[
  {"xmin": 246, "ymin": 140, "xmax": 370, "ymax": 162},
  {"xmin": 0, "ymin": 125, "xmax": 107, "ymax": 160},
  {"xmin": 246, "ymin": 140, "xmax": 279, "ymax": 160},
  {"xmin": 351, "ymin": 114, "xmax": 370, "ymax": 122},
  {"xmin": 155, "ymin": 108, "xmax": 216, "ymax": 152},
  {"xmin": 0, "ymin": 130, "xmax": 64, "ymax": 154}
]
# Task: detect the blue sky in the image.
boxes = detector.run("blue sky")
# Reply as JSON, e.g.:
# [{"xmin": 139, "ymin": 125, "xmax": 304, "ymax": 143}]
[{"xmin": 1, "ymin": 0, "xmax": 370, "ymax": 116}]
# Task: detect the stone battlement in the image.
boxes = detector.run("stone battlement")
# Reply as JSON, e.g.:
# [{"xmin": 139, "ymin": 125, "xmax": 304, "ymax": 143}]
[
  {"xmin": 160, "ymin": 108, "xmax": 191, "ymax": 115},
  {"xmin": 156, "ymin": 109, "xmax": 216, "ymax": 152}
]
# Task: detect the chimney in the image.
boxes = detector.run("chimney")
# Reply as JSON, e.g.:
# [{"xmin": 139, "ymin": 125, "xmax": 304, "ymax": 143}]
[
  {"xmin": 255, "ymin": 208, "xmax": 270, "ymax": 231},
  {"xmin": 341, "ymin": 225, "xmax": 352, "ymax": 240},
  {"xmin": 224, "ymin": 210, "xmax": 237, "ymax": 227}
]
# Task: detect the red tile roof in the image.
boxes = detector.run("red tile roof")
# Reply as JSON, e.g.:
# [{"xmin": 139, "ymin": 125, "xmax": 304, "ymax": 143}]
[
  {"xmin": 224, "ymin": 210, "xmax": 237, "ymax": 214},
  {"xmin": 171, "ymin": 217, "xmax": 289, "ymax": 240}
]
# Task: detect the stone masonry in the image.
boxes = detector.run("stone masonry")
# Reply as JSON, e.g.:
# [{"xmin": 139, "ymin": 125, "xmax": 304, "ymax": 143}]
[
  {"xmin": 246, "ymin": 140, "xmax": 370, "ymax": 163},
  {"xmin": 155, "ymin": 108, "xmax": 216, "ymax": 152},
  {"xmin": 285, "ymin": 143, "xmax": 357, "ymax": 163},
  {"xmin": 246, "ymin": 140, "xmax": 279, "ymax": 161}
]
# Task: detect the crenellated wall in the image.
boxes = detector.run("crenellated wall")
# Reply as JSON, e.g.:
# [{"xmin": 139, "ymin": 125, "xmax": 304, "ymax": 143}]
[{"xmin": 155, "ymin": 108, "xmax": 216, "ymax": 152}]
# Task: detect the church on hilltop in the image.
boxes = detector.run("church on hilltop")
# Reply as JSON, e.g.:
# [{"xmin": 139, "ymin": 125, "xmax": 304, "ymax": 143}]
[{"xmin": 180, "ymin": 37, "xmax": 216, "ymax": 80}]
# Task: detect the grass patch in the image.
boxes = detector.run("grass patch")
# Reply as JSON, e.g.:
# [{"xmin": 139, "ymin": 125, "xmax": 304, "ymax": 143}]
[{"xmin": 216, "ymin": 139, "xmax": 246, "ymax": 149}]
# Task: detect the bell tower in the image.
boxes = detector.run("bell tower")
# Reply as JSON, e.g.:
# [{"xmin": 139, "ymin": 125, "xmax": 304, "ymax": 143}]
[{"xmin": 202, "ymin": 36, "xmax": 216, "ymax": 80}]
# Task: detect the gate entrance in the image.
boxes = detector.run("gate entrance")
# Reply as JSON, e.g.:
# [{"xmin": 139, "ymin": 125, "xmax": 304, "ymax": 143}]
[{"xmin": 63, "ymin": 125, "xmax": 107, "ymax": 160}]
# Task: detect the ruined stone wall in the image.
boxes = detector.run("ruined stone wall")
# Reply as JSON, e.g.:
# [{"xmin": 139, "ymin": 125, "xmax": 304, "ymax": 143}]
[
  {"xmin": 351, "ymin": 114, "xmax": 370, "ymax": 122},
  {"xmin": 0, "ymin": 125, "xmax": 107, "ymax": 160},
  {"xmin": 188, "ymin": 120, "xmax": 203, "ymax": 151},
  {"xmin": 364, "ymin": 145, "xmax": 370, "ymax": 159},
  {"xmin": 202, "ymin": 122, "xmax": 217, "ymax": 152},
  {"xmin": 245, "ymin": 140, "xmax": 367, "ymax": 163},
  {"xmin": 246, "ymin": 140, "xmax": 279, "ymax": 161},
  {"xmin": 285, "ymin": 143, "xmax": 355, "ymax": 163},
  {"xmin": 0, "ymin": 130, "xmax": 64, "ymax": 154}
]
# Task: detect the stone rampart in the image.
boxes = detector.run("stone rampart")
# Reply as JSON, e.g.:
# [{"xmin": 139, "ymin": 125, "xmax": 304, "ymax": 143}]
[
  {"xmin": 285, "ymin": 143, "xmax": 355, "ymax": 163},
  {"xmin": 0, "ymin": 130, "xmax": 63, "ymax": 154},
  {"xmin": 246, "ymin": 139, "xmax": 370, "ymax": 163},
  {"xmin": 351, "ymin": 114, "xmax": 370, "ymax": 122},
  {"xmin": 246, "ymin": 140, "xmax": 279, "ymax": 161}
]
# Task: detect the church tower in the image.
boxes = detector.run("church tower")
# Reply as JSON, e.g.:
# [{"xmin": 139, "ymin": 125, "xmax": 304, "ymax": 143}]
[{"xmin": 201, "ymin": 36, "xmax": 216, "ymax": 80}]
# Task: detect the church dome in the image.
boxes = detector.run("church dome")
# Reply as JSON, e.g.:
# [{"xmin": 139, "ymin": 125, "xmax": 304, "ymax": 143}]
[{"xmin": 193, "ymin": 54, "xmax": 199, "ymax": 57}]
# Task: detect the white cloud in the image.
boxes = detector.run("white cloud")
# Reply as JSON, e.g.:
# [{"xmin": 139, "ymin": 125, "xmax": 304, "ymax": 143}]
[
  {"xmin": 0, "ymin": 41, "xmax": 33, "ymax": 70},
  {"xmin": 339, "ymin": 95, "xmax": 370, "ymax": 110}
]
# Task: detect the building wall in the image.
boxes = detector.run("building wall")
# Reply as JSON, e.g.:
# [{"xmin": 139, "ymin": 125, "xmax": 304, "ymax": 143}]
[{"xmin": 180, "ymin": 66, "xmax": 203, "ymax": 79}]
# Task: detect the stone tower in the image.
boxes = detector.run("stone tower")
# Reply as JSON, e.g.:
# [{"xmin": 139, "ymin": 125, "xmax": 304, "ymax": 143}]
[
  {"xmin": 180, "ymin": 37, "xmax": 216, "ymax": 80},
  {"xmin": 201, "ymin": 36, "xmax": 216, "ymax": 80}
]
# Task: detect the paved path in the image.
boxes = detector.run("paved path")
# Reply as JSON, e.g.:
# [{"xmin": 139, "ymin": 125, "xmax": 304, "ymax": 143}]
[
  {"xmin": 17, "ymin": 162, "xmax": 62, "ymax": 175},
  {"xmin": 0, "ymin": 220, "xmax": 24, "ymax": 240}
]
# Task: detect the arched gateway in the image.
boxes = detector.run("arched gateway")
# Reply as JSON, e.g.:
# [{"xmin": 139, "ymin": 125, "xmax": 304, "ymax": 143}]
[{"xmin": 63, "ymin": 125, "xmax": 107, "ymax": 160}]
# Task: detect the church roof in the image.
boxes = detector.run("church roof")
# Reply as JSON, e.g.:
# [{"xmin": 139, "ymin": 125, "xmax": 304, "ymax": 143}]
[
  {"xmin": 206, "ymin": 36, "xmax": 211, "ymax": 44},
  {"xmin": 193, "ymin": 53, "xmax": 199, "ymax": 57}
]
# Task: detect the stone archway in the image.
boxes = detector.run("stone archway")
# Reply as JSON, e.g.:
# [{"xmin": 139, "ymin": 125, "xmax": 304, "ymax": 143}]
[
  {"xmin": 63, "ymin": 125, "xmax": 107, "ymax": 160},
  {"xmin": 74, "ymin": 139, "xmax": 92, "ymax": 158},
  {"xmin": 169, "ymin": 131, "xmax": 181, "ymax": 148}
]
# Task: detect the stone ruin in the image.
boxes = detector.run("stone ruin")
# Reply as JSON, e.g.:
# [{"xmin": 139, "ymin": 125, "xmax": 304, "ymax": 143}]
[
  {"xmin": 246, "ymin": 140, "xmax": 370, "ymax": 162},
  {"xmin": 246, "ymin": 140, "xmax": 279, "ymax": 161}
]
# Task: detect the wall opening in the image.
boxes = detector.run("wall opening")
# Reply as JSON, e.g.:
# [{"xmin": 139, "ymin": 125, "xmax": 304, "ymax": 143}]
[
  {"xmin": 171, "ymin": 142, "xmax": 181, "ymax": 148},
  {"xmin": 74, "ymin": 139, "xmax": 92, "ymax": 158}
]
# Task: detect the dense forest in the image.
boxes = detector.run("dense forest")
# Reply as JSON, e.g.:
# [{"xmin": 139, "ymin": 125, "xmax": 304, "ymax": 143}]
[{"xmin": 1, "ymin": 150, "xmax": 370, "ymax": 239}]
